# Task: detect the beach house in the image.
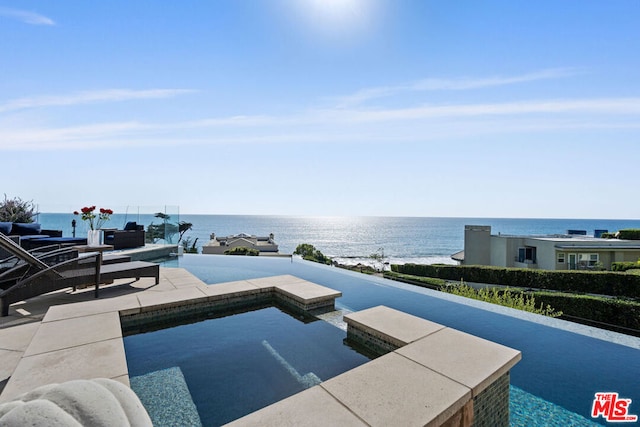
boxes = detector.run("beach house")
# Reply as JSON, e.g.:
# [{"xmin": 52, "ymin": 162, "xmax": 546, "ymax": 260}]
[
  {"xmin": 457, "ymin": 225, "xmax": 640, "ymax": 271},
  {"xmin": 201, "ymin": 232, "xmax": 279, "ymax": 255}
]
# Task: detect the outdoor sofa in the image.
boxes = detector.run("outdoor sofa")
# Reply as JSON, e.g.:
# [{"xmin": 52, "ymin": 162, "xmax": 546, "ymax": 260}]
[{"xmin": 0, "ymin": 221, "xmax": 86, "ymax": 250}]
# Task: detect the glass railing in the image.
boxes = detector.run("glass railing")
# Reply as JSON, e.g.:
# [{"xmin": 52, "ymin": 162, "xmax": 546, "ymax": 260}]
[{"xmin": 34, "ymin": 205, "xmax": 180, "ymax": 245}]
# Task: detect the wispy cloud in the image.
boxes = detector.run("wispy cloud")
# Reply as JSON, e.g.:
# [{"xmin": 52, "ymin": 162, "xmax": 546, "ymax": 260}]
[
  {"xmin": 334, "ymin": 68, "xmax": 579, "ymax": 107},
  {"xmin": 0, "ymin": 7, "xmax": 55, "ymax": 25},
  {"xmin": 0, "ymin": 89, "xmax": 195, "ymax": 113},
  {"xmin": 1, "ymin": 97, "xmax": 639, "ymax": 151}
]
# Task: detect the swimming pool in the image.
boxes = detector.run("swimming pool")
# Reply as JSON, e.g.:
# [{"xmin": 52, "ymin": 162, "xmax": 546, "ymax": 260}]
[{"xmin": 152, "ymin": 255, "xmax": 640, "ymax": 425}]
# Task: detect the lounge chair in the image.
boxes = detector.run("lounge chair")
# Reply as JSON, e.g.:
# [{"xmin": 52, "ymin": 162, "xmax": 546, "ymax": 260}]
[
  {"xmin": 1, "ymin": 242, "xmax": 79, "ymax": 272},
  {"xmin": 0, "ymin": 233, "xmax": 159, "ymax": 317}
]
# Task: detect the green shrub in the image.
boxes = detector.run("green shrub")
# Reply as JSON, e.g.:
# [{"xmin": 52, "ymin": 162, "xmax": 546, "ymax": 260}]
[
  {"xmin": 612, "ymin": 261, "xmax": 640, "ymax": 272},
  {"xmin": 181, "ymin": 237, "xmax": 199, "ymax": 254},
  {"xmin": 618, "ymin": 229, "xmax": 640, "ymax": 240},
  {"xmin": 0, "ymin": 195, "xmax": 38, "ymax": 223},
  {"xmin": 224, "ymin": 246, "xmax": 259, "ymax": 256},
  {"xmin": 442, "ymin": 283, "xmax": 562, "ymax": 317},
  {"xmin": 294, "ymin": 243, "xmax": 332, "ymax": 265}
]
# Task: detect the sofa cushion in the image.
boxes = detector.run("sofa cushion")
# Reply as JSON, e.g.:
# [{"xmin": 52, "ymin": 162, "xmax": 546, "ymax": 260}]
[
  {"xmin": 11, "ymin": 222, "xmax": 41, "ymax": 236},
  {"xmin": 124, "ymin": 221, "xmax": 138, "ymax": 231},
  {"xmin": 0, "ymin": 222, "xmax": 12, "ymax": 235}
]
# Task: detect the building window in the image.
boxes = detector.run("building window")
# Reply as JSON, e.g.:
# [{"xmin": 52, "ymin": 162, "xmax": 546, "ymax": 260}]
[
  {"xmin": 557, "ymin": 253, "xmax": 565, "ymax": 263},
  {"xmin": 578, "ymin": 253, "xmax": 599, "ymax": 268},
  {"xmin": 518, "ymin": 246, "xmax": 537, "ymax": 263}
]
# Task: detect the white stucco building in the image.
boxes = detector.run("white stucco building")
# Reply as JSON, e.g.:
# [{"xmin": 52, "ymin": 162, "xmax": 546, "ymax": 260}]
[{"xmin": 202, "ymin": 232, "xmax": 279, "ymax": 255}]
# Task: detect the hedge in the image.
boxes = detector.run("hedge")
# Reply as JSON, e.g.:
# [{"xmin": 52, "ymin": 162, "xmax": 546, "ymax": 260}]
[
  {"xmin": 391, "ymin": 264, "xmax": 640, "ymax": 298},
  {"xmin": 383, "ymin": 271, "xmax": 447, "ymax": 289},
  {"xmin": 531, "ymin": 292, "xmax": 640, "ymax": 335},
  {"xmin": 601, "ymin": 229, "xmax": 640, "ymax": 240},
  {"xmin": 618, "ymin": 229, "xmax": 640, "ymax": 240}
]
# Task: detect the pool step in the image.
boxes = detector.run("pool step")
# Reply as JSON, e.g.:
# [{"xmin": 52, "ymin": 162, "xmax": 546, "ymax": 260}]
[
  {"xmin": 129, "ymin": 366, "xmax": 202, "ymax": 427},
  {"xmin": 315, "ymin": 308, "xmax": 352, "ymax": 331}
]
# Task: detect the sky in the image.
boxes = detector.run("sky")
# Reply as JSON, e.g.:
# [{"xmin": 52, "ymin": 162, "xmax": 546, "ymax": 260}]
[{"xmin": 1, "ymin": 1, "xmax": 639, "ymax": 218}]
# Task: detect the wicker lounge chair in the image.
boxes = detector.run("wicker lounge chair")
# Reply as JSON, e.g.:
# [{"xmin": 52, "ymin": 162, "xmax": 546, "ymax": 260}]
[
  {"xmin": 0, "ymin": 233, "xmax": 159, "ymax": 316},
  {"xmin": 1, "ymin": 241, "xmax": 79, "ymax": 272}
]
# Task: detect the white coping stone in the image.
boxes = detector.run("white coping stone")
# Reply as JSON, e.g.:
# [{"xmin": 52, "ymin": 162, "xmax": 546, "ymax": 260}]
[
  {"xmin": 0, "ymin": 338, "xmax": 128, "ymax": 402},
  {"xmin": 397, "ymin": 327, "xmax": 522, "ymax": 396},
  {"xmin": 42, "ymin": 294, "xmax": 140, "ymax": 323},
  {"xmin": 344, "ymin": 305, "xmax": 445, "ymax": 347},
  {"xmin": 203, "ymin": 280, "xmax": 265, "ymax": 299},
  {"xmin": 245, "ymin": 274, "xmax": 307, "ymax": 288},
  {"xmin": 24, "ymin": 311, "xmax": 122, "ymax": 357},
  {"xmin": 226, "ymin": 385, "xmax": 367, "ymax": 427},
  {"xmin": 321, "ymin": 352, "xmax": 472, "ymax": 427},
  {"xmin": 275, "ymin": 281, "xmax": 342, "ymax": 304}
]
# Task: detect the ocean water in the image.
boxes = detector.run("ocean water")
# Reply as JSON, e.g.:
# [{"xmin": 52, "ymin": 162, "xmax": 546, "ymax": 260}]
[{"xmin": 36, "ymin": 213, "xmax": 640, "ymax": 265}]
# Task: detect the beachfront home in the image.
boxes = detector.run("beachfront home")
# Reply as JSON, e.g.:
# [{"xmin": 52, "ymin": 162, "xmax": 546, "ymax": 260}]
[
  {"xmin": 456, "ymin": 225, "xmax": 640, "ymax": 271},
  {"xmin": 201, "ymin": 232, "xmax": 279, "ymax": 255}
]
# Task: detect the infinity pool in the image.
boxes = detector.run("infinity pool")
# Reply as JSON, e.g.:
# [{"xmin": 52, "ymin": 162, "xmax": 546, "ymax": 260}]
[{"xmin": 147, "ymin": 254, "xmax": 639, "ymax": 426}]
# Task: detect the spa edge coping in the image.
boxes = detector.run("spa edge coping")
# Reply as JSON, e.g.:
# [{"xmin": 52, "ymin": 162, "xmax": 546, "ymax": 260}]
[{"xmin": 0, "ymin": 271, "xmax": 521, "ymax": 427}]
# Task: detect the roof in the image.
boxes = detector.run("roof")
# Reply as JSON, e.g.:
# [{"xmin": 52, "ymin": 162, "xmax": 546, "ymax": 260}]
[
  {"xmin": 496, "ymin": 233, "xmax": 640, "ymax": 248},
  {"xmin": 450, "ymin": 250, "xmax": 464, "ymax": 261},
  {"xmin": 554, "ymin": 244, "xmax": 640, "ymax": 250}
]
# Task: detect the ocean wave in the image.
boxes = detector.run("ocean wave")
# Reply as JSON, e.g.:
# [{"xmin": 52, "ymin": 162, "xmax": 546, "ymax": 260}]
[{"xmin": 331, "ymin": 255, "xmax": 457, "ymax": 267}]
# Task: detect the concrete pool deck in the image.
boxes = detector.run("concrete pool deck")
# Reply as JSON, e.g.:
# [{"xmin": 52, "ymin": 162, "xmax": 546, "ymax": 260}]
[{"xmin": 0, "ymin": 267, "xmax": 521, "ymax": 426}]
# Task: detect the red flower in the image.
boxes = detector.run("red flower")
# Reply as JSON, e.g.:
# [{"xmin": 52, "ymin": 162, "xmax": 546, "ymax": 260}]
[{"xmin": 74, "ymin": 206, "xmax": 113, "ymax": 230}]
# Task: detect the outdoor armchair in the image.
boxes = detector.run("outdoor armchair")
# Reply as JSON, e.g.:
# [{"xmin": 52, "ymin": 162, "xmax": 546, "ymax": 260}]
[{"xmin": 103, "ymin": 222, "xmax": 145, "ymax": 250}]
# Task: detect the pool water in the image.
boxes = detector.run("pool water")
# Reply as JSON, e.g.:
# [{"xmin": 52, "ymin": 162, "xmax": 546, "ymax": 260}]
[
  {"xmin": 152, "ymin": 255, "xmax": 640, "ymax": 426},
  {"xmin": 124, "ymin": 305, "xmax": 371, "ymax": 426}
]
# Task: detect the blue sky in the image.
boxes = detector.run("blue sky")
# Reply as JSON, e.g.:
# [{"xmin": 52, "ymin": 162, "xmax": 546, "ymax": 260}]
[{"xmin": 1, "ymin": 1, "xmax": 639, "ymax": 218}]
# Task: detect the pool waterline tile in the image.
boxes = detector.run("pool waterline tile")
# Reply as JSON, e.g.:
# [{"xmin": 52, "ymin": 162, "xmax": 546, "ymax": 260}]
[{"xmin": 136, "ymin": 286, "xmax": 209, "ymax": 312}]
